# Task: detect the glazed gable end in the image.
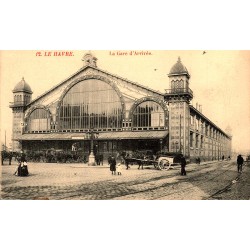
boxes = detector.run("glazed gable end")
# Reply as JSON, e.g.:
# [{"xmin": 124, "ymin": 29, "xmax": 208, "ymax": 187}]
[{"xmin": 24, "ymin": 65, "xmax": 165, "ymax": 121}]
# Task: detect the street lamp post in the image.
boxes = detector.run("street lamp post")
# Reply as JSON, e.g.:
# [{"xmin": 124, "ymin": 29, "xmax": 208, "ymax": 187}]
[
  {"xmin": 160, "ymin": 139, "xmax": 163, "ymax": 153},
  {"xmin": 87, "ymin": 128, "xmax": 99, "ymax": 166},
  {"xmin": 175, "ymin": 141, "xmax": 178, "ymax": 153}
]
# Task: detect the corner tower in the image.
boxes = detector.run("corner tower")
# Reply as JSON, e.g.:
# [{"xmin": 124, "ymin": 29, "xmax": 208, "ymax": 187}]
[
  {"xmin": 10, "ymin": 77, "xmax": 33, "ymax": 151},
  {"xmin": 164, "ymin": 57, "xmax": 193, "ymax": 157}
]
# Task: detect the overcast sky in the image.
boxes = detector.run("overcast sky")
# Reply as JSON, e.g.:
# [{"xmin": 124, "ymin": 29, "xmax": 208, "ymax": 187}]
[{"xmin": 1, "ymin": 50, "xmax": 250, "ymax": 152}]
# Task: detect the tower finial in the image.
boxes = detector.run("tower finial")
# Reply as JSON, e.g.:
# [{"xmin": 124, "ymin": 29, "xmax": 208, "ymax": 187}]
[
  {"xmin": 82, "ymin": 52, "xmax": 98, "ymax": 67},
  {"xmin": 178, "ymin": 56, "xmax": 181, "ymax": 62}
]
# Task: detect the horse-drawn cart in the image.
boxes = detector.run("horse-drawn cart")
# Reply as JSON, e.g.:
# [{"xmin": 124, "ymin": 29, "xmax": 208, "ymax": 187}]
[{"xmin": 124, "ymin": 156, "xmax": 176, "ymax": 170}]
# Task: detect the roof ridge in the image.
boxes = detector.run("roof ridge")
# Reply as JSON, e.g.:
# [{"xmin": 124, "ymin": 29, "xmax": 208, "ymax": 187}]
[
  {"xmin": 28, "ymin": 65, "xmax": 164, "ymax": 106},
  {"xmin": 28, "ymin": 65, "xmax": 89, "ymax": 106}
]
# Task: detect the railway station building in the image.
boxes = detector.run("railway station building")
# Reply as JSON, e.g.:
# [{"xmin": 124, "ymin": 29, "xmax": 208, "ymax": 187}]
[{"xmin": 10, "ymin": 53, "xmax": 232, "ymax": 162}]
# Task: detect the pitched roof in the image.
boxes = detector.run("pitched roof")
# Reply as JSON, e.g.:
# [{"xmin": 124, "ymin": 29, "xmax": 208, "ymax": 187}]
[{"xmin": 28, "ymin": 65, "xmax": 164, "ymax": 106}]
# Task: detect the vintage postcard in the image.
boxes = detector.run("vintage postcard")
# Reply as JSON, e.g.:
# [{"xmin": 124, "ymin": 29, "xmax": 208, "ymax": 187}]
[{"xmin": 1, "ymin": 50, "xmax": 250, "ymax": 200}]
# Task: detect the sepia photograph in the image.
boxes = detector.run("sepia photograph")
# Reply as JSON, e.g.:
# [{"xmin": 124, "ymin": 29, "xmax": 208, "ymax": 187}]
[
  {"xmin": 1, "ymin": 1, "xmax": 250, "ymax": 250},
  {"xmin": 1, "ymin": 50, "xmax": 250, "ymax": 200}
]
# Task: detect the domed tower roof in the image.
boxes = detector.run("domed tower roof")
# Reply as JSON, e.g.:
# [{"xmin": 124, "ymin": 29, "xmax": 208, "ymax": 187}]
[
  {"xmin": 13, "ymin": 77, "xmax": 33, "ymax": 94},
  {"xmin": 169, "ymin": 57, "xmax": 190, "ymax": 78}
]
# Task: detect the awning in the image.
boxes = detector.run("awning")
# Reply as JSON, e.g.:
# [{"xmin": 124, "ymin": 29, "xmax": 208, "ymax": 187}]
[
  {"xmin": 16, "ymin": 130, "xmax": 168, "ymax": 141},
  {"xmin": 98, "ymin": 131, "xmax": 168, "ymax": 140}
]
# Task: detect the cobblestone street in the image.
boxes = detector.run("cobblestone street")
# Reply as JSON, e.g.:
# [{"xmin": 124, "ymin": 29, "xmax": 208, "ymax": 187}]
[{"xmin": 1, "ymin": 160, "xmax": 250, "ymax": 200}]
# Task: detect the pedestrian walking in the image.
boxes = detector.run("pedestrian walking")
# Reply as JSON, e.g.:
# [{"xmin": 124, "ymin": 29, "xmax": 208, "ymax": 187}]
[
  {"xmin": 14, "ymin": 161, "xmax": 21, "ymax": 176},
  {"xmin": 100, "ymin": 154, "xmax": 103, "ymax": 165},
  {"xmin": 197, "ymin": 157, "xmax": 201, "ymax": 164},
  {"xmin": 124, "ymin": 154, "xmax": 130, "ymax": 170},
  {"xmin": 237, "ymin": 154, "xmax": 244, "ymax": 173},
  {"xmin": 180, "ymin": 155, "xmax": 187, "ymax": 176},
  {"xmin": 110, "ymin": 155, "xmax": 116, "ymax": 175},
  {"xmin": 8, "ymin": 153, "xmax": 12, "ymax": 165},
  {"xmin": 95, "ymin": 153, "xmax": 101, "ymax": 165},
  {"xmin": 117, "ymin": 163, "xmax": 122, "ymax": 175},
  {"xmin": 108, "ymin": 154, "xmax": 112, "ymax": 165}
]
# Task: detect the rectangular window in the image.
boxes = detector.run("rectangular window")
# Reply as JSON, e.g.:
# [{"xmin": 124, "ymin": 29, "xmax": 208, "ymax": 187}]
[
  {"xmin": 196, "ymin": 134, "xmax": 199, "ymax": 148},
  {"xmin": 190, "ymin": 132, "xmax": 194, "ymax": 147},
  {"xmin": 103, "ymin": 142, "xmax": 107, "ymax": 151},
  {"xmin": 205, "ymin": 124, "xmax": 208, "ymax": 136},
  {"xmin": 196, "ymin": 119, "xmax": 199, "ymax": 131},
  {"xmin": 190, "ymin": 115, "xmax": 194, "ymax": 125}
]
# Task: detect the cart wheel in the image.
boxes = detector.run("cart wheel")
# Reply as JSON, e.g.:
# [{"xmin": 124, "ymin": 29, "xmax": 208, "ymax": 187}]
[{"xmin": 159, "ymin": 159, "xmax": 170, "ymax": 170}]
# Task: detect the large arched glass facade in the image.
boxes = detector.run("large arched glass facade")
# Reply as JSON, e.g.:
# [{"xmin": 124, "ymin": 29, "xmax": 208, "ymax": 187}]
[
  {"xmin": 132, "ymin": 101, "xmax": 165, "ymax": 128},
  {"xmin": 27, "ymin": 108, "xmax": 51, "ymax": 131},
  {"xmin": 59, "ymin": 79, "xmax": 123, "ymax": 130}
]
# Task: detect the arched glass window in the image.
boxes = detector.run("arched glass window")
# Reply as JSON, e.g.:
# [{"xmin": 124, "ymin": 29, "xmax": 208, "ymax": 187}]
[
  {"xmin": 59, "ymin": 79, "xmax": 123, "ymax": 130},
  {"xmin": 132, "ymin": 101, "xmax": 165, "ymax": 128},
  {"xmin": 27, "ymin": 108, "xmax": 51, "ymax": 131}
]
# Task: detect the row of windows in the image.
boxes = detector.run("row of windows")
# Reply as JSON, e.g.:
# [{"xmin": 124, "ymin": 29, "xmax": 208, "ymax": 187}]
[
  {"xmin": 190, "ymin": 115, "xmax": 227, "ymax": 140},
  {"xmin": 14, "ymin": 94, "xmax": 31, "ymax": 104},
  {"xmin": 190, "ymin": 133, "xmax": 228, "ymax": 149},
  {"xmin": 190, "ymin": 132, "xmax": 204, "ymax": 148},
  {"xmin": 26, "ymin": 104, "xmax": 166, "ymax": 131},
  {"xmin": 59, "ymin": 80, "xmax": 123, "ymax": 129},
  {"xmin": 171, "ymin": 80, "xmax": 184, "ymax": 90},
  {"xmin": 133, "ymin": 101, "xmax": 165, "ymax": 127},
  {"xmin": 27, "ymin": 109, "xmax": 50, "ymax": 131},
  {"xmin": 25, "ymin": 79, "xmax": 167, "ymax": 132}
]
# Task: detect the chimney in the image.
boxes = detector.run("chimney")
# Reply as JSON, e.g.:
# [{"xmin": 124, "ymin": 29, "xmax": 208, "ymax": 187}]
[
  {"xmin": 199, "ymin": 105, "xmax": 202, "ymax": 113},
  {"xmin": 196, "ymin": 102, "xmax": 198, "ymax": 109}
]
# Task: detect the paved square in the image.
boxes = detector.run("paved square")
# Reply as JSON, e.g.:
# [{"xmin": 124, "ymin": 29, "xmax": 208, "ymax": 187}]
[
  {"xmin": 1, "ymin": 161, "xmax": 249, "ymax": 200},
  {"xmin": 1, "ymin": 161, "xmax": 186, "ymax": 200}
]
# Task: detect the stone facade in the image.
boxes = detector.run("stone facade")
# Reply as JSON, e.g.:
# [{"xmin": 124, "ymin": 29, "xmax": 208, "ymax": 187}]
[{"xmin": 10, "ymin": 53, "xmax": 232, "ymax": 161}]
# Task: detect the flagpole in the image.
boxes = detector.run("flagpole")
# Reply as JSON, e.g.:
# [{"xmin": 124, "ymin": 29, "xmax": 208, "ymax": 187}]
[{"xmin": 5, "ymin": 130, "xmax": 7, "ymax": 151}]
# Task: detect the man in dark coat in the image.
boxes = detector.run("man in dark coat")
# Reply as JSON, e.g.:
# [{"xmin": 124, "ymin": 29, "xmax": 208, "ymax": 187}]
[
  {"xmin": 180, "ymin": 155, "xmax": 187, "ymax": 176},
  {"xmin": 99, "ymin": 154, "xmax": 103, "ymax": 166},
  {"xmin": 9, "ymin": 152, "xmax": 12, "ymax": 165},
  {"xmin": 108, "ymin": 154, "xmax": 112, "ymax": 165},
  {"xmin": 110, "ymin": 156, "xmax": 116, "ymax": 175},
  {"xmin": 237, "ymin": 155, "xmax": 244, "ymax": 173}
]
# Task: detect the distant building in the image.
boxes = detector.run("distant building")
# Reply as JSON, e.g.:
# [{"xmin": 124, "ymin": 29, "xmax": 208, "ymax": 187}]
[{"xmin": 10, "ymin": 53, "xmax": 232, "ymax": 162}]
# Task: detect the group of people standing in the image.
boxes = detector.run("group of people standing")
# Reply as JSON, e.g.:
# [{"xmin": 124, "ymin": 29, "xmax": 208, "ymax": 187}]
[
  {"xmin": 108, "ymin": 153, "xmax": 188, "ymax": 176},
  {"xmin": 9, "ymin": 151, "xmax": 246, "ymax": 178},
  {"xmin": 108, "ymin": 154, "xmax": 122, "ymax": 175}
]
